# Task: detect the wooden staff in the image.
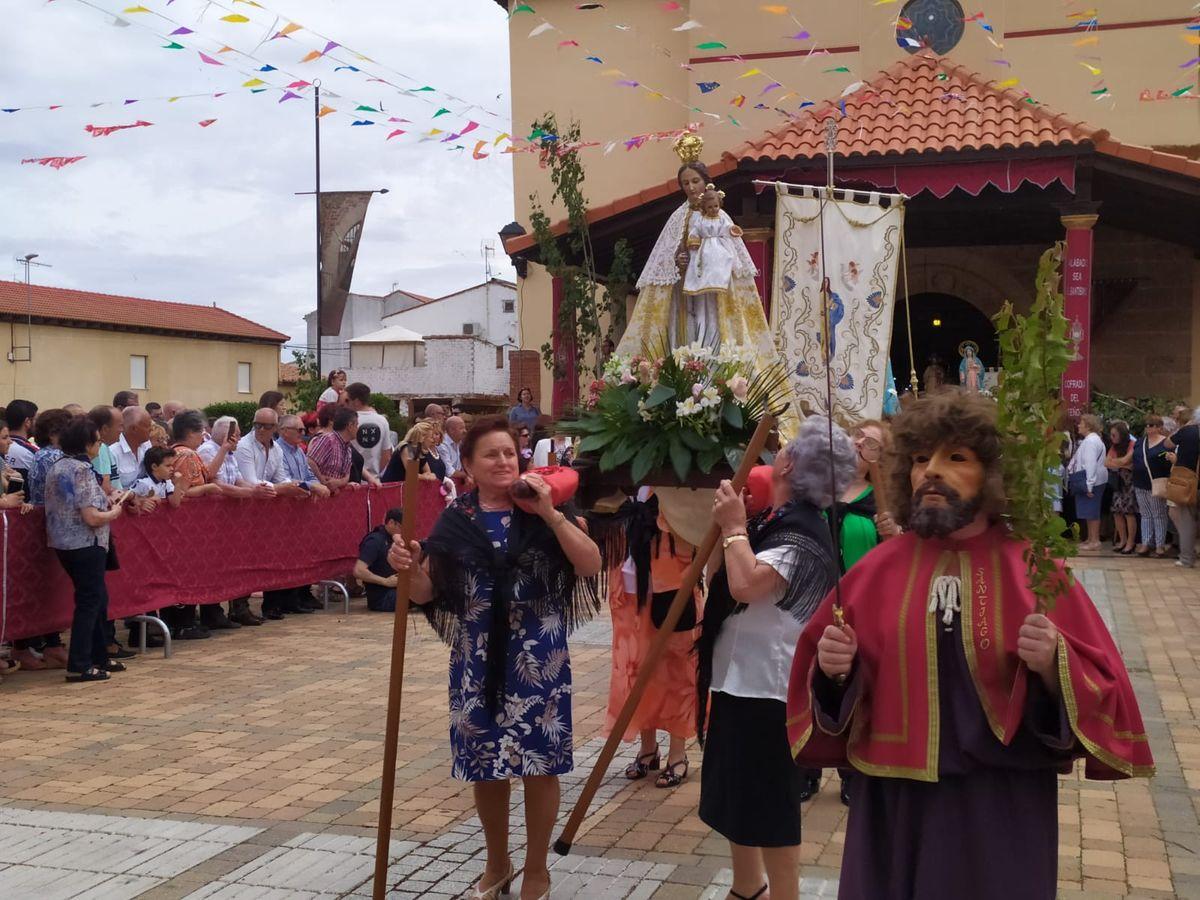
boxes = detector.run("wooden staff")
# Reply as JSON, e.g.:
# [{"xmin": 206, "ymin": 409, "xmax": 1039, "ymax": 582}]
[
  {"xmin": 553, "ymin": 412, "xmax": 778, "ymax": 856},
  {"xmin": 869, "ymin": 461, "xmax": 889, "ymax": 520},
  {"xmin": 372, "ymin": 458, "xmax": 421, "ymax": 899}
]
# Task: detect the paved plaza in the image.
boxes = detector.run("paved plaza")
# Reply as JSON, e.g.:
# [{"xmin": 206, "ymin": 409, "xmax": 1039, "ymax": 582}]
[{"xmin": 0, "ymin": 555, "xmax": 1197, "ymax": 898}]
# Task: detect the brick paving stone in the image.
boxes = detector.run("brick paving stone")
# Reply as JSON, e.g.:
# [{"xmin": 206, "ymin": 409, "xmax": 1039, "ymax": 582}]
[{"xmin": 0, "ymin": 556, "xmax": 1195, "ymax": 897}]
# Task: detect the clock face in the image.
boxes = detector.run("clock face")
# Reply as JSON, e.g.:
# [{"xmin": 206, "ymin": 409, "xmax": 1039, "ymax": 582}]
[{"xmin": 897, "ymin": 0, "xmax": 966, "ymax": 55}]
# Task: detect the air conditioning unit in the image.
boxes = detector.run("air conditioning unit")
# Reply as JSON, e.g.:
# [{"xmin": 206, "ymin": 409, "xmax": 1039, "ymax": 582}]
[{"xmin": 462, "ymin": 322, "xmax": 483, "ymax": 336}]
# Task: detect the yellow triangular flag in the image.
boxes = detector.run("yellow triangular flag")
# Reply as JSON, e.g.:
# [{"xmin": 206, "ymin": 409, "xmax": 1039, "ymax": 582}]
[
  {"xmin": 760, "ymin": 4, "xmax": 788, "ymax": 12},
  {"xmin": 997, "ymin": 78, "xmax": 1019, "ymax": 88},
  {"xmin": 494, "ymin": 132, "xmax": 511, "ymax": 145},
  {"xmin": 601, "ymin": 68, "xmax": 625, "ymax": 77},
  {"xmin": 220, "ymin": 14, "xmax": 250, "ymax": 22},
  {"xmin": 279, "ymin": 22, "xmax": 303, "ymax": 36},
  {"xmin": 1079, "ymin": 63, "xmax": 1102, "ymax": 75},
  {"xmin": 428, "ymin": 128, "xmax": 444, "ymax": 135},
  {"xmin": 738, "ymin": 68, "xmax": 763, "ymax": 78},
  {"xmin": 217, "ymin": 45, "xmax": 236, "ymax": 53},
  {"xmin": 242, "ymin": 78, "xmax": 266, "ymax": 87},
  {"xmin": 1073, "ymin": 35, "xmax": 1099, "ymax": 46},
  {"xmin": 122, "ymin": 5, "xmax": 150, "ymax": 12}
]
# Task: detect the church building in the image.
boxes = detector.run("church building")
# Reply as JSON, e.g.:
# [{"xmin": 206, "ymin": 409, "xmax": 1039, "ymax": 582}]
[{"xmin": 492, "ymin": 0, "xmax": 1199, "ymax": 414}]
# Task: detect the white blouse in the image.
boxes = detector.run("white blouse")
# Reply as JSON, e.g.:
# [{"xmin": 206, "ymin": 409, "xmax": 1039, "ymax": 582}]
[{"xmin": 710, "ymin": 545, "xmax": 803, "ymax": 702}]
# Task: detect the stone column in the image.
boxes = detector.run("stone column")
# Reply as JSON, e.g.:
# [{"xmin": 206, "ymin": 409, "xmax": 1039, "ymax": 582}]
[{"xmin": 1060, "ymin": 210, "xmax": 1099, "ymax": 419}]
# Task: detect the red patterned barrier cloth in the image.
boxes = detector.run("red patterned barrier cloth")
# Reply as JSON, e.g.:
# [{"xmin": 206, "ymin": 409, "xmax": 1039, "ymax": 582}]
[{"xmin": 1, "ymin": 480, "xmax": 446, "ymax": 642}]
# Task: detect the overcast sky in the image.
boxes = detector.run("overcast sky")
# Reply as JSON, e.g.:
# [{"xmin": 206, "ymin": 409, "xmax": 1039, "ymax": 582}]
[{"xmin": 2, "ymin": 0, "xmax": 517, "ymax": 354}]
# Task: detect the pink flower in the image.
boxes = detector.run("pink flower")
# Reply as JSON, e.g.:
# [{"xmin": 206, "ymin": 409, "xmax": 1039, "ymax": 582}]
[
  {"xmin": 691, "ymin": 383, "xmax": 703, "ymax": 399},
  {"xmin": 620, "ymin": 371, "xmax": 637, "ymax": 385},
  {"xmin": 728, "ymin": 374, "xmax": 750, "ymax": 402}
]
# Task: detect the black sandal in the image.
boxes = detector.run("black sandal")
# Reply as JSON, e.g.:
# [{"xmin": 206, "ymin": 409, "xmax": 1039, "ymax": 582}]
[
  {"xmin": 655, "ymin": 757, "xmax": 689, "ymax": 788},
  {"xmin": 624, "ymin": 750, "xmax": 660, "ymax": 780},
  {"xmin": 65, "ymin": 668, "xmax": 109, "ymax": 683},
  {"xmin": 104, "ymin": 661, "xmax": 126, "ymax": 673},
  {"xmin": 729, "ymin": 887, "xmax": 767, "ymax": 900}
]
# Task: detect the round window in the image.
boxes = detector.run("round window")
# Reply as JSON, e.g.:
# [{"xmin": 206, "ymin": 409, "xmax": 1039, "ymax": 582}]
[{"xmin": 896, "ymin": 0, "xmax": 966, "ymax": 56}]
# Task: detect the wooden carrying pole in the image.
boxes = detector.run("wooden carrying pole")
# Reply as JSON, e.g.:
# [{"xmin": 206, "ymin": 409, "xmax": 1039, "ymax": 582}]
[
  {"xmin": 372, "ymin": 458, "xmax": 421, "ymax": 899},
  {"xmin": 554, "ymin": 412, "xmax": 778, "ymax": 856}
]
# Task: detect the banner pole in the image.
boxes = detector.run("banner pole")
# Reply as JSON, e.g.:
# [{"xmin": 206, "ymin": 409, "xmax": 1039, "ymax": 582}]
[
  {"xmin": 371, "ymin": 459, "xmax": 421, "ymax": 899},
  {"xmin": 553, "ymin": 413, "xmax": 777, "ymax": 856},
  {"xmin": 314, "ymin": 80, "xmax": 323, "ymax": 377}
]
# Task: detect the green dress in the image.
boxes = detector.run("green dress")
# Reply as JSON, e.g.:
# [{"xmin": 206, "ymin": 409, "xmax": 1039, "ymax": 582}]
[{"xmin": 838, "ymin": 486, "xmax": 879, "ymax": 571}]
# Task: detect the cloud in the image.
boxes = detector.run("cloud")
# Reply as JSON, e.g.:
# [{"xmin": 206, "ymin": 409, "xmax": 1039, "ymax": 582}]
[{"xmin": 0, "ymin": 0, "xmax": 516, "ymax": 353}]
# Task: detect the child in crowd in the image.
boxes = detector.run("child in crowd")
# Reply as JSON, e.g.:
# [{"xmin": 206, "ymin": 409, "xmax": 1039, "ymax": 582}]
[{"xmin": 132, "ymin": 447, "xmax": 186, "ymax": 508}]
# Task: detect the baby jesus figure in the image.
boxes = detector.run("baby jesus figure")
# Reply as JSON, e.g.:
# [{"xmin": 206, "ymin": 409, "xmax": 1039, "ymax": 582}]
[{"xmin": 683, "ymin": 184, "xmax": 745, "ymax": 301}]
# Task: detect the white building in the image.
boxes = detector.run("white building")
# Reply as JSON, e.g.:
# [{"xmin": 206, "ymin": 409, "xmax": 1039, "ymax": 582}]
[
  {"xmin": 304, "ymin": 287, "xmax": 430, "ymax": 374},
  {"xmin": 339, "ymin": 278, "xmax": 519, "ymax": 414}
]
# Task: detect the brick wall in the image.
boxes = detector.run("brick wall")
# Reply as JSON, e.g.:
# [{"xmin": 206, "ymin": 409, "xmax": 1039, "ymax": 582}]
[
  {"xmin": 907, "ymin": 231, "xmax": 1195, "ymax": 401},
  {"xmin": 1090, "ymin": 226, "xmax": 1194, "ymax": 401}
]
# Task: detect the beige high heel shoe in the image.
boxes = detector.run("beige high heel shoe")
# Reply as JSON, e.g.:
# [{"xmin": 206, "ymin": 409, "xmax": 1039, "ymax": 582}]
[{"xmin": 472, "ymin": 862, "xmax": 516, "ymax": 899}]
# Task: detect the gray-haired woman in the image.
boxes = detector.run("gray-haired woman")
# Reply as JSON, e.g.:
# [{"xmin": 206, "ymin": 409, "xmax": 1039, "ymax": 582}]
[{"xmin": 697, "ymin": 417, "xmax": 856, "ymax": 900}]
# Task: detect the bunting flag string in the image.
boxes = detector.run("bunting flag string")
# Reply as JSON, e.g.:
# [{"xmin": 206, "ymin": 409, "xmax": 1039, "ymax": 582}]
[
  {"xmin": 180, "ymin": 0, "xmax": 512, "ymax": 130},
  {"xmin": 21, "ymin": 156, "xmax": 87, "ymax": 169},
  {"xmin": 60, "ymin": 0, "xmax": 504, "ymax": 148},
  {"xmin": 513, "ymin": 5, "xmax": 737, "ymax": 128}
]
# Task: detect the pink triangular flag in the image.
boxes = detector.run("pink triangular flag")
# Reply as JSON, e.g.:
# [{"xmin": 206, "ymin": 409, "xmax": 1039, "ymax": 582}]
[{"xmin": 198, "ymin": 51, "xmax": 223, "ymax": 65}]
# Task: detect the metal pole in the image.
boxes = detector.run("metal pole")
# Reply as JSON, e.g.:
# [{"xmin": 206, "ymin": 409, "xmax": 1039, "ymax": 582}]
[{"xmin": 314, "ymin": 81, "xmax": 323, "ymax": 377}]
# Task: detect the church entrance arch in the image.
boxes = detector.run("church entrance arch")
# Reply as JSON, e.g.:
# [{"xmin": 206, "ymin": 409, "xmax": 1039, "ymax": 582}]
[{"xmin": 892, "ymin": 292, "xmax": 998, "ymax": 390}]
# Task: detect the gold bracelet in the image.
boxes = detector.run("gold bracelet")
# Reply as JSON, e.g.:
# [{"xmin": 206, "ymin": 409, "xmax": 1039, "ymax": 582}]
[{"xmin": 722, "ymin": 533, "xmax": 749, "ymax": 550}]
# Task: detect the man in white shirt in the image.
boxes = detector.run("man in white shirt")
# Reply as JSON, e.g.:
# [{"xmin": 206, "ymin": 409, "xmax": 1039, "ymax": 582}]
[
  {"xmin": 111, "ymin": 406, "xmax": 153, "ymax": 491},
  {"xmin": 234, "ymin": 408, "xmax": 308, "ymax": 496},
  {"xmin": 345, "ymin": 382, "xmax": 394, "ymax": 479},
  {"xmin": 438, "ymin": 415, "xmax": 466, "ymax": 481},
  {"xmin": 235, "ymin": 408, "xmax": 310, "ymax": 620}
]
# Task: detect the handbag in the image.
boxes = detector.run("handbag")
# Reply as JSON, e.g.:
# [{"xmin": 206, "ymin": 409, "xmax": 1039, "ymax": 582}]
[
  {"xmin": 1167, "ymin": 460, "xmax": 1199, "ymax": 507},
  {"xmin": 1143, "ymin": 440, "xmax": 1170, "ymax": 499}
]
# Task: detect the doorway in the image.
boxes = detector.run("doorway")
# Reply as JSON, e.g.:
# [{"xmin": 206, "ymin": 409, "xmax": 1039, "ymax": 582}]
[{"xmin": 891, "ymin": 292, "xmax": 998, "ymax": 391}]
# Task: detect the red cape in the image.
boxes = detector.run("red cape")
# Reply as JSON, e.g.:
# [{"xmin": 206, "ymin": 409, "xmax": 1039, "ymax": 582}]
[{"xmin": 786, "ymin": 525, "xmax": 1154, "ymax": 782}]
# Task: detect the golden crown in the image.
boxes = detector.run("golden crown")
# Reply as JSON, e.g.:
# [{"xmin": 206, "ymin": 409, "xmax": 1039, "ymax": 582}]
[{"xmin": 673, "ymin": 132, "xmax": 704, "ymax": 166}]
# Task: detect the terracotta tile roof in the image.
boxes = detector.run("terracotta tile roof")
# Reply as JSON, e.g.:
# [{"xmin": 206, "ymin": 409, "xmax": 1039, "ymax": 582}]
[
  {"xmin": 734, "ymin": 52, "xmax": 1103, "ymax": 162},
  {"xmin": 0, "ymin": 280, "xmax": 288, "ymax": 343},
  {"xmin": 278, "ymin": 362, "xmax": 300, "ymax": 385},
  {"xmin": 1092, "ymin": 137, "xmax": 1200, "ymax": 180},
  {"xmin": 502, "ymin": 51, "xmax": 1199, "ymax": 256}
]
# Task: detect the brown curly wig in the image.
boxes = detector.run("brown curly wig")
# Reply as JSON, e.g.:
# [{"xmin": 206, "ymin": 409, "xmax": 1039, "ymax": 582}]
[{"xmin": 885, "ymin": 391, "xmax": 1007, "ymax": 529}]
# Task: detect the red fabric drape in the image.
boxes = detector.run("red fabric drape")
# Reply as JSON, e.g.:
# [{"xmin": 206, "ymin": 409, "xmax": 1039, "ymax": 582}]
[{"xmin": 1, "ymin": 481, "xmax": 446, "ymax": 642}]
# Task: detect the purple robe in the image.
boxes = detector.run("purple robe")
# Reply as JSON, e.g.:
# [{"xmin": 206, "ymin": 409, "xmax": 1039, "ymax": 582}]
[{"xmin": 815, "ymin": 612, "xmax": 1076, "ymax": 900}]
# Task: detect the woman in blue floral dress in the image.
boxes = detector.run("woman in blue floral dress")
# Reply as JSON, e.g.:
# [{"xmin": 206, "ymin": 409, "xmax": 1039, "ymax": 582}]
[{"xmin": 391, "ymin": 416, "xmax": 601, "ymax": 900}]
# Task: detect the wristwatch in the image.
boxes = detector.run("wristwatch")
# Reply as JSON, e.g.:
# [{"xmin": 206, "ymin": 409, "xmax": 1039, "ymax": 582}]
[{"xmin": 722, "ymin": 533, "xmax": 748, "ymax": 550}]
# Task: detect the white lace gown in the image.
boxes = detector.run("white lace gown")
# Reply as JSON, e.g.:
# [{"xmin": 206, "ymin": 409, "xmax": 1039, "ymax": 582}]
[{"xmin": 684, "ymin": 213, "xmax": 740, "ymax": 297}]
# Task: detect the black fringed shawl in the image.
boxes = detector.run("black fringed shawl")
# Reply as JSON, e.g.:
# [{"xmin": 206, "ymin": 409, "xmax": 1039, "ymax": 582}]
[
  {"xmin": 585, "ymin": 492, "xmax": 683, "ymax": 610},
  {"xmin": 421, "ymin": 491, "xmax": 600, "ymax": 712},
  {"xmin": 695, "ymin": 500, "xmax": 837, "ymax": 744}
]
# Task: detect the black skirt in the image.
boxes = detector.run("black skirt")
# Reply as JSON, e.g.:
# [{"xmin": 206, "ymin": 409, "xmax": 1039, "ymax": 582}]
[{"xmin": 699, "ymin": 691, "xmax": 804, "ymax": 847}]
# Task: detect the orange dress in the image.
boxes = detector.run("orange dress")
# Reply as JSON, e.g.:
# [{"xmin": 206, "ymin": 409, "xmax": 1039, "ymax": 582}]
[{"xmin": 605, "ymin": 519, "xmax": 703, "ymax": 741}]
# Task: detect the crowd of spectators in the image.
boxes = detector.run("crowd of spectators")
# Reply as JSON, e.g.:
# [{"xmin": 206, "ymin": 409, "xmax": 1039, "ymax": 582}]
[
  {"xmin": 1064, "ymin": 404, "xmax": 1200, "ymax": 566},
  {"xmin": 0, "ymin": 379, "xmax": 427, "ymax": 685}
]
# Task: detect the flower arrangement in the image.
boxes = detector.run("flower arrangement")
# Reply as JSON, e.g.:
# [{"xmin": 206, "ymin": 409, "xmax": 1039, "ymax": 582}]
[{"xmin": 568, "ymin": 340, "xmax": 790, "ymax": 483}]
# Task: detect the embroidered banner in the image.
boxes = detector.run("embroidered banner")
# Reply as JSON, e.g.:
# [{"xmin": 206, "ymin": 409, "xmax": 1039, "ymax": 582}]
[
  {"xmin": 0, "ymin": 481, "xmax": 445, "ymax": 642},
  {"xmin": 771, "ymin": 188, "xmax": 904, "ymax": 422}
]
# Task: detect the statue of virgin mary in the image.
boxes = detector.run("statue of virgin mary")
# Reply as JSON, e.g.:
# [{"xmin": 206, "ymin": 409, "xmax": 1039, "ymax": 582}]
[{"xmin": 616, "ymin": 134, "xmax": 797, "ymax": 437}]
